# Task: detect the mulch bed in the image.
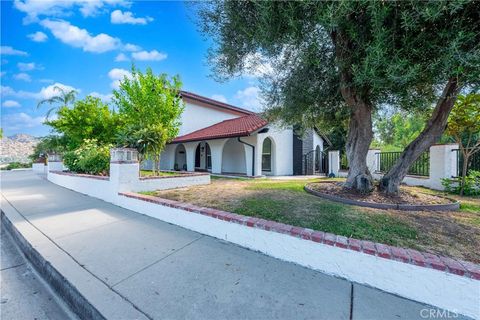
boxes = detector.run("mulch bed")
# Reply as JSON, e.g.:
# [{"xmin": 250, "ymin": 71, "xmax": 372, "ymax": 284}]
[{"xmin": 308, "ymin": 182, "xmax": 454, "ymax": 205}]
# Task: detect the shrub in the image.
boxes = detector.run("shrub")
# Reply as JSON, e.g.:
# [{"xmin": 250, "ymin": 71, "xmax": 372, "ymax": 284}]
[
  {"xmin": 442, "ymin": 170, "xmax": 480, "ymax": 196},
  {"xmin": 63, "ymin": 139, "xmax": 111, "ymax": 175},
  {"xmin": 2, "ymin": 162, "xmax": 32, "ymax": 170}
]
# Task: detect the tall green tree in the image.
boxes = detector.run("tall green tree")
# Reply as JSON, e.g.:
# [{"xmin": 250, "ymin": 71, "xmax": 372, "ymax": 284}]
[
  {"xmin": 46, "ymin": 96, "xmax": 122, "ymax": 149},
  {"xmin": 196, "ymin": 1, "xmax": 479, "ymax": 194},
  {"xmin": 37, "ymin": 85, "xmax": 77, "ymax": 119},
  {"xmin": 446, "ymin": 93, "xmax": 480, "ymax": 195},
  {"xmin": 113, "ymin": 67, "xmax": 184, "ymax": 173},
  {"xmin": 374, "ymin": 111, "xmax": 425, "ymax": 150}
]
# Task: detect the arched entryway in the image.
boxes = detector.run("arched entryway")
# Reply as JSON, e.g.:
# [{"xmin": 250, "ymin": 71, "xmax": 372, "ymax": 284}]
[
  {"xmin": 222, "ymin": 138, "xmax": 247, "ymax": 175},
  {"xmin": 174, "ymin": 144, "xmax": 187, "ymax": 171},
  {"xmin": 261, "ymin": 137, "xmax": 274, "ymax": 175},
  {"xmin": 194, "ymin": 142, "xmax": 212, "ymax": 172}
]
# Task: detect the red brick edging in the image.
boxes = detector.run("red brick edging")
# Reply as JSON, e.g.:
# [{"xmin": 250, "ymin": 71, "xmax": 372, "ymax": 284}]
[{"xmin": 118, "ymin": 191, "xmax": 480, "ymax": 281}]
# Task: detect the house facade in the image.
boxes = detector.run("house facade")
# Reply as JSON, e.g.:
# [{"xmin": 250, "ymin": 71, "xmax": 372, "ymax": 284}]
[{"xmin": 149, "ymin": 91, "xmax": 329, "ymax": 177}]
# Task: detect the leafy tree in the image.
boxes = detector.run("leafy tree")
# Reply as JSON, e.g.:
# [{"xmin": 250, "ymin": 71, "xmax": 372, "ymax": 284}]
[
  {"xmin": 30, "ymin": 135, "xmax": 69, "ymax": 161},
  {"xmin": 374, "ymin": 112, "xmax": 425, "ymax": 150},
  {"xmin": 445, "ymin": 93, "xmax": 480, "ymax": 195},
  {"xmin": 196, "ymin": 1, "xmax": 479, "ymax": 194},
  {"xmin": 37, "ymin": 85, "xmax": 77, "ymax": 119},
  {"xmin": 46, "ymin": 96, "xmax": 122, "ymax": 149},
  {"xmin": 113, "ymin": 67, "xmax": 184, "ymax": 174},
  {"xmin": 63, "ymin": 139, "xmax": 112, "ymax": 175}
]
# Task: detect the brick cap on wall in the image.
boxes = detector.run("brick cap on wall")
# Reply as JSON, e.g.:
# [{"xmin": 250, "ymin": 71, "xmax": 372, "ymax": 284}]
[
  {"xmin": 50, "ymin": 171, "xmax": 109, "ymax": 180},
  {"xmin": 119, "ymin": 191, "xmax": 480, "ymax": 281}
]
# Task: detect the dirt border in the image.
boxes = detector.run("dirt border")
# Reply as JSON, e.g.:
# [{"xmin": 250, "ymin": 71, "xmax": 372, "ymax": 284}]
[{"xmin": 304, "ymin": 184, "xmax": 460, "ymax": 211}]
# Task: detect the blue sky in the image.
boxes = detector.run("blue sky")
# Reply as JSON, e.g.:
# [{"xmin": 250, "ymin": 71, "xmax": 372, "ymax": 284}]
[{"xmin": 1, "ymin": 0, "xmax": 262, "ymax": 137}]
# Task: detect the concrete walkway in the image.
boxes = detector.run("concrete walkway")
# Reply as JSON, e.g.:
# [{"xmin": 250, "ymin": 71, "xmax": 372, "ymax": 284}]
[{"xmin": 0, "ymin": 171, "xmax": 462, "ymax": 320}]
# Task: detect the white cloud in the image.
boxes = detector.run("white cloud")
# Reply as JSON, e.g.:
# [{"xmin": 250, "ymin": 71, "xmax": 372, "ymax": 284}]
[
  {"xmin": 115, "ymin": 53, "xmax": 128, "ymax": 62},
  {"xmin": 111, "ymin": 9, "xmax": 153, "ymax": 25},
  {"xmin": 211, "ymin": 94, "xmax": 227, "ymax": 103},
  {"xmin": 124, "ymin": 43, "xmax": 141, "ymax": 52},
  {"xmin": 1, "ymin": 112, "xmax": 45, "ymax": 132},
  {"xmin": 108, "ymin": 68, "xmax": 132, "ymax": 89},
  {"xmin": 235, "ymin": 86, "xmax": 263, "ymax": 111},
  {"xmin": 1, "ymin": 82, "xmax": 79, "ymax": 100},
  {"xmin": 0, "ymin": 71, "xmax": 5, "ymax": 77},
  {"xmin": 40, "ymin": 19, "xmax": 121, "ymax": 53},
  {"xmin": 89, "ymin": 91, "xmax": 113, "ymax": 102},
  {"xmin": 243, "ymin": 53, "xmax": 274, "ymax": 78},
  {"xmin": 17, "ymin": 62, "xmax": 42, "ymax": 71},
  {"xmin": 2, "ymin": 100, "xmax": 21, "ymax": 108},
  {"xmin": 132, "ymin": 50, "xmax": 167, "ymax": 61},
  {"xmin": 14, "ymin": 73, "xmax": 32, "ymax": 82},
  {"xmin": 27, "ymin": 31, "xmax": 48, "ymax": 42},
  {"xmin": 39, "ymin": 78, "xmax": 54, "ymax": 83},
  {"xmin": 0, "ymin": 46, "xmax": 28, "ymax": 56},
  {"xmin": 13, "ymin": 0, "xmax": 131, "ymax": 23}
]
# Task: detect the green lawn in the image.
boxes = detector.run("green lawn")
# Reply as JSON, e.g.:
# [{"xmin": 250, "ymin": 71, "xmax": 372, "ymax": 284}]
[
  {"xmin": 140, "ymin": 170, "xmax": 181, "ymax": 177},
  {"xmin": 141, "ymin": 177, "xmax": 480, "ymax": 263}
]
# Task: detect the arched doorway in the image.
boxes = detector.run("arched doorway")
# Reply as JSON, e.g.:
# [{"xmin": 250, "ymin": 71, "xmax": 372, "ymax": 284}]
[
  {"xmin": 222, "ymin": 138, "xmax": 246, "ymax": 175},
  {"xmin": 262, "ymin": 137, "xmax": 273, "ymax": 174},
  {"xmin": 194, "ymin": 142, "xmax": 211, "ymax": 171},
  {"xmin": 174, "ymin": 144, "xmax": 187, "ymax": 171}
]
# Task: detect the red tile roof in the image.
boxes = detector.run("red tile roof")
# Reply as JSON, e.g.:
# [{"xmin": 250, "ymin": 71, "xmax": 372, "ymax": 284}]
[
  {"xmin": 172, "ymin": 114, "xmax": 268, "ymax": 143},
  {"xmin": 180, "ymin": 90, "xmax": 254, "ymax": 116}
]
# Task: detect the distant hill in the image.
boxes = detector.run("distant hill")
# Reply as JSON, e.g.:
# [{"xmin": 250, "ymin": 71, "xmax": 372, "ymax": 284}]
[{"xmin": 0, "ymin": 134, "xmax": 40, "ymax": 163}]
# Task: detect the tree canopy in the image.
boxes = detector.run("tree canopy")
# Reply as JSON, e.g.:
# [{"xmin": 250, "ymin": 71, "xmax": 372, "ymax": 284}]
[{"xmin": 196, "ymin": 0, "xmax": 480, "ymax": 193}]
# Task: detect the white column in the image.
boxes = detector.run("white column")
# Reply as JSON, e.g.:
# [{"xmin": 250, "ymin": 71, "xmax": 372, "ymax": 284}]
[
  {"xmin": 208, "ymin": 139, "xmax": 227, "ymax": 174},
  {"xmin": 184, "ymin": 142, "xmax": 197, "ymax": 172},
  {"xmin": 328, "ymin": 150, "xmax": 340, "ymax": 176},
  {"xmin": 109, "ymin": 148, "xmax": 140, "ymax": 192},
  {"xmin": 367, "ymin": 149, "xmax": 381, "ymax": 173},
  {"xmin": 47, "ymin": 154, "xmax": 63, "ymax": 172},
  {"xmin": 429, "ymin": 144, "xmax": 459, "ymax": 190}
]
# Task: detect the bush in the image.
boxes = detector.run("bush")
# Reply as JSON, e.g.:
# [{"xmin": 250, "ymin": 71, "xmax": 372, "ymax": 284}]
[
  {"xmin": 2, "ymin": 162, "xmax": 32, "ymax": 170},
  {"xmin": 442, "ymin": 170, "xmax": 480, "ymax": 196},
  {"xmin": 63, "ymin": 140, "xmax": 111, "ymax": 175}
]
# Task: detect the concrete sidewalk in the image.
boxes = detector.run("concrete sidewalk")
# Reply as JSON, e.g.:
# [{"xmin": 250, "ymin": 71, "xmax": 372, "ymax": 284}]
[{"xmin": 0, "ymin": 171, "xmax": 464, "ymax": 320}]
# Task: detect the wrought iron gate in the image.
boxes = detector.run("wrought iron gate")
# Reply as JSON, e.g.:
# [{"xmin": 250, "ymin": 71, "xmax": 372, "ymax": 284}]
[{"xmin": 303, "ymin": 150, "xmax": 328, "ymax": 175}]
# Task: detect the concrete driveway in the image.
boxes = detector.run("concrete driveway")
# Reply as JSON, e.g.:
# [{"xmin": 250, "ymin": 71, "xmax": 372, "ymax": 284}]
[{"xmin": 1, "ymin": 171, "xmax": 463, "ymax": 320}]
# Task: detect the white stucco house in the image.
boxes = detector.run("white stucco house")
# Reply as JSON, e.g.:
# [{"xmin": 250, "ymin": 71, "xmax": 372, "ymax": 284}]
[{"xmin": 149, "ymin": 91, "xmax": 330, "ymax": 177}]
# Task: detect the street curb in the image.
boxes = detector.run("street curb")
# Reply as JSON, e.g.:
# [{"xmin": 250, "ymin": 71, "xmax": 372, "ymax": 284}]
[
  {"xmin": 0, "ymin": 197, "xmax": 149, "ymax": 320},
  {"xmin": 0, "ymin": 209, "xmax": 105, "ymax": 320}
]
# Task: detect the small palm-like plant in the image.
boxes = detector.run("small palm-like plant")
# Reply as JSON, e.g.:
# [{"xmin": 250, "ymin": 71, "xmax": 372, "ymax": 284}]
[{"xmin": 37, "ymin": 86, "xmax": 77, "ymax": 119}]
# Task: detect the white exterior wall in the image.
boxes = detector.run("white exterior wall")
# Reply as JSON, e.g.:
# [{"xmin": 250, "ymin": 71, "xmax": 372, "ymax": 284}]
[
  {"xmin": 32, "ymin": 163, "xmax": 46, "ymax": 174},
  {"xmin": 222, "ymin": 138, "xmax": 247, "ymax": 174},
  {"xmin": 178, "ymin": 102, "xmax": 239, "ymax": 136},
  {"xmin": 328, "ymin": 151, "xmax": 340, "ymax": 176},
  {"xmin": 313, "ymin": 131, "xmax": 324, "ymax": 152},
  {"xmin": 256, "ymin": 126, "xmax": 294, "ymax": 176}
]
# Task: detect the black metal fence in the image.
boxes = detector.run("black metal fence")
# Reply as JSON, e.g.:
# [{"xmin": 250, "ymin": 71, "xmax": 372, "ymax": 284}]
[
  {"xmin": 303, "ymin": 150, "xmax": 328, "ymax": 175},
  {"xmin": 453, "ymin": 148, "xmax": 480, "ymax": 177},
  {"xmin": 376, "ymin": 151, "xmax": 430, "ymax": 177}
]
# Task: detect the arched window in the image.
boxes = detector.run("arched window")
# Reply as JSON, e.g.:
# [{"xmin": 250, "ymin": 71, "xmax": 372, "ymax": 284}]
[{"xmin": 262, "ymin": 138, "xmax": 272, "ymax": 172}]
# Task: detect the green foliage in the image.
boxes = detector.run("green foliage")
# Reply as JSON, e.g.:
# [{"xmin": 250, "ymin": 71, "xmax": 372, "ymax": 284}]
[
  {"xmin": 2, "ymin": 162, "xmax": 32, "ymax": 170},
  {"xmin": 30, "ymin": 135, "xmax": 69, "ymax": 161},
  {"xmin": 374, "ymin": 111, "xmax": 426, "ymax": 150},
  {"xmin": 46, "ymin": 96, "xmax": 121, "ymax": 150},
  {"xmin": 63, "ymin": 140, "xmax": 111, "ymax": 175},
  {"xmin": 197, "ymin": 1, "xmax": 479, "ymax": 125},
  {"xmin": 442, "ymin": 171, "xmax": 480, "ymax": 196},
  {"xmin": 113, "ymin": 66, "xmax": 184, "ymax": 172},
  {"xmin": 446, "ymin": 93, "xmax": 480, "ymax": 149}
]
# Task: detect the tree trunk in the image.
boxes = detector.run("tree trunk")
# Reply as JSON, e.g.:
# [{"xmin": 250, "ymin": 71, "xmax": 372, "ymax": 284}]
[
  {"xmin": 460, "ymin": 152, "xmax": 469, "ymax": 196},
  {"xmin": 379, "ymin": 78, "xmax": 460, "ymax": 195},
  {"xmin": 332, "ymin": 29, "xmax": 374, "ymax": 193},
  {"xmin": 344, "ymin": 103, "xmax": 374, "ymax": 192}
]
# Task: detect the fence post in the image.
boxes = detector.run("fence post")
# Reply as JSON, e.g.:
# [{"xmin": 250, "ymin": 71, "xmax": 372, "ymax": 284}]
[
  {"xmin": 328, "ymin": 150, "xmax": 340, "ymax": 176},
  {"xmin": 367, "ymin": 149, "xmax": 380, "ymax": 173},
  {"xmin": 429, "ymin": 144, "xmax": 459, "ymax": 190},
  {"xmin": 47, "ymin": 154, "xmax": 64, "ymax": 172},
  {"xmin": 109, "ymin": 148, "xmax": 140, "ymax": 192}
]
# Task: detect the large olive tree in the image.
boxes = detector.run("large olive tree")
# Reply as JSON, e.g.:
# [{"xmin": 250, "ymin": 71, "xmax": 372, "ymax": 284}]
[{"xmin": 195, "ymin": 0, "xmax": 479, "ymax": 194}]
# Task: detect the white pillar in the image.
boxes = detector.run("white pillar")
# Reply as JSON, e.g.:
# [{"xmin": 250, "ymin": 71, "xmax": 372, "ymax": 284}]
[
  {"xmin": 184, "ymin": 142, "xmax": 197, "ymax": 172},
  {"xmin": 429, "ymin": 144, "xmax": 459, "ymax": 190},
  {"xmin": 208, "ymin": 139, "xmax": 227, "ymax": 174},
  {"xmin": 328, "ymin": 150, "xmax": 340, "ymax": 176},
  {"xmin": 109, "ymin": 148, "xmax": 140, "ymax": 192},
  {"xmin": 367, "ymin": 149, "xmax": 381, "ymax": 173},
  {"xmin": 47, "ymin": 154, "xmax": 63, "ymax": 172}
]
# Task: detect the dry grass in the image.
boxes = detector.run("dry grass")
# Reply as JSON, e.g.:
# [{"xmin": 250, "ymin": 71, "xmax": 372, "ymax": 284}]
[{"xmin": 144, "ymin": 177, "xmax": 480, "ymax": 263}]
